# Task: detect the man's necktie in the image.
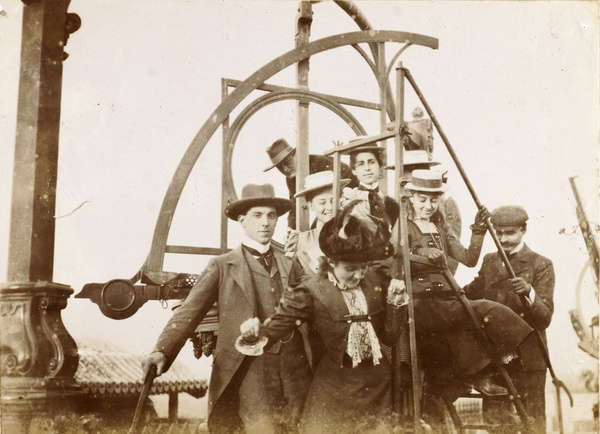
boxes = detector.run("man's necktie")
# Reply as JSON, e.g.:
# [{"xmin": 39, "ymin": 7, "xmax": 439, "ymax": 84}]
[
  {"xmin": 244, "ymin": 246, "xmax": 272, "ymax": 272},
  {"xmin": 358, "ymin": 186, "xmax": 384, "ymax": 220}
]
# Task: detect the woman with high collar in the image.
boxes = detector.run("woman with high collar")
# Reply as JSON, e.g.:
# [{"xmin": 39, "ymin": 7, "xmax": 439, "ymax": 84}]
[
  {"xmin": 237, "ymin": 202, "xmax": 408, "ymax": 433},
  {"xmin": 284, "ymin": 171, "xmax": 350, "ymax": 275},
  {"xmin": 405, "ymin": 169, "xmax": 489, "ymax": 270}
]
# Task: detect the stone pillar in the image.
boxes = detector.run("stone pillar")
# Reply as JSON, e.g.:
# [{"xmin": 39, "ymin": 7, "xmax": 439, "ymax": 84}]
[{"xmin": 1, "ymin": 1, "xmax": 82, "ymax": 431}]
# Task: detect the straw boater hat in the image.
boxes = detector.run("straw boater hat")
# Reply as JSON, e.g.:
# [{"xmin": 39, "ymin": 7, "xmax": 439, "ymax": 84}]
[
  {"xmin": 404, "ymin": 169, "xmax": 449, "ymax": 193},
  {"xmin": 384, "ymin": 150, "xmax": 441, "ymax": 171},
  {"xmin": 224, "ymin": 183, "xmax": 292, "ymax": 221},
  {"xmin": 263, "ymin": 138, "xmax": 296, "ymax": 172},
  {"xmin": 490, "ymin": 205, "xmax": 529, "ymax": 227},
  {"xmin": 294, "ymin": 171, "xmax": 351, "ymax": 199},
  {"xmin": 319, "ymin": 201, "xmax": 394, "ymax": 262}
]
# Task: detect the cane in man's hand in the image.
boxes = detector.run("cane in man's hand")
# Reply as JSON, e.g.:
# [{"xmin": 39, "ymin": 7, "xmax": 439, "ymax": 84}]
[{"xmin": 129, "ymin": 363, "xmax": 158, "ymax": 433}]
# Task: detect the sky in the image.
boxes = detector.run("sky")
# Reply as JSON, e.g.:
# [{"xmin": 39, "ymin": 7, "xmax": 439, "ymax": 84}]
[{"xmin": 1, "ymin": 0, "xmax": 598, "ymax": 422}]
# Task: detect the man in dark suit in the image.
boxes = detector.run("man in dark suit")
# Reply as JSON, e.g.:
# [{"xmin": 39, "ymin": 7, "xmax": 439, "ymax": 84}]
[
  {"xmin": 263, "ymin": 138, "xmax": 358, "ymax": 229},
  {"xmin": 464, "ymin": 205, "xmax": 554, "ymax": 433},
  {"xmin": 142, "ymin": 184, "xmax": 312, "ymax": 433}
]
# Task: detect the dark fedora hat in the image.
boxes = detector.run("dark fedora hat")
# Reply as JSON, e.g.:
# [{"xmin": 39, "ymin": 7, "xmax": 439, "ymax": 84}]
[
  {"xmin": 319, "ymin": 201, "xmax": 394, "ymax": 262},
  {"xmin": 224, "ymin": 183, "xmax": 292, "ymax": 221},
  {"xmin": 263, "ymin": 138, "xmax": 296, "ymax": 172}
]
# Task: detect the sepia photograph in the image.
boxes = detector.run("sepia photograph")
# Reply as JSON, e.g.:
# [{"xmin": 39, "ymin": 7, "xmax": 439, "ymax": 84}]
[{"xmin": 0, "ymin": 1, "xmax": 598, "ymax": 432}]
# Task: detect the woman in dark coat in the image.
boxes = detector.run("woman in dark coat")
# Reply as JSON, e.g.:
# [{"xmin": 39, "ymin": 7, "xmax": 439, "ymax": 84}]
[
  {"xmin": 237, "ymin": 203, "xmax": 408, "ymax": 433},
  {"xmin": 404, "ymin": 170, "xmax": 535, "ymax": 391}
]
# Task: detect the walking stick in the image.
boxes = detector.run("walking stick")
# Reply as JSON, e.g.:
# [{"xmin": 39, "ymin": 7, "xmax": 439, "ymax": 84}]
[
  {"xmin": 130, "ymin": 364, "xmax": 158, "ymax": 433},
  {"xmin": 401, "ymin": 66, "xmax": 573, "ymax": 433}
]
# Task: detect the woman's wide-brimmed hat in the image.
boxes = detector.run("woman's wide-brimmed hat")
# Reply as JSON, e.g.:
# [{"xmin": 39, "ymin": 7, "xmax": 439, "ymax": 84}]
[
  {"xmin": 224, "ymin": 183, "xmax": 292, "ymax": 220},
  {"xmin": 263, "ymin": 138, "xmax": 296, "ymax": 172},
  {"xmin": 404, "ymin": 169, "xmax": 449, "ymax": 193},
  {"xmin": 319, "ymin": 201, "xmax": 394, "ymax": 262},
  {"xmin": 294, "ymin": 171, "xmax": 351, "ymax": 199}
]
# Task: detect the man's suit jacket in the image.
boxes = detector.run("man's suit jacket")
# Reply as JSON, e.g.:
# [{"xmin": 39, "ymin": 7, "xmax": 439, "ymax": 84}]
[
  {"xmin": 153, "ymin": 245, "xmax": 307, "ymax": 418},
  {"xmin": 463, "ymin": 244, "xmax": 555, "ymax": 337},
  {"xmin": 286, "ymin": 154, "xmax": 358, "ymax": 229}
]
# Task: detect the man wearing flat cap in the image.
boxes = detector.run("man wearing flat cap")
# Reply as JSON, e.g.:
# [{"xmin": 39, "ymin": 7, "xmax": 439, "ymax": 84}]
[
  {"xmin": 464, "ymin": 205, "xmax": 555, "ymax": 432},
  {"xmin": 264, "ymin": 138, "xmax": 358, "ymax": 229},
  {"xmin": 142, "ymin": 184, "xmax": 312, "ymax": 433}
]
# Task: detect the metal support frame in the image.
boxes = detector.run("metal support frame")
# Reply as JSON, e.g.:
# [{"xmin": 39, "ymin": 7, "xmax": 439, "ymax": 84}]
[
  {"xmin": 142, "ymin": 30, "xmax": 437, "ymax": 273},
  {"xmin": 295, "ymin": 1, "xmax": 313, "ymax": 232},
  {"xmin": 393, "ymin": 63, "xmax": 422, "ymax": 432}
]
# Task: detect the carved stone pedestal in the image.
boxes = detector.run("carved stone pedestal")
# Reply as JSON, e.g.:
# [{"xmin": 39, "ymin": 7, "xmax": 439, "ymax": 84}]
[{"xmin": 1, "ymin": 282, "xmax": 82, "ymax": 433}]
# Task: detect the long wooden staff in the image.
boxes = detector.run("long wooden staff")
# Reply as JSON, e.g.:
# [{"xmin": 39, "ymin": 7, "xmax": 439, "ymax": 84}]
[{"xmin": 401, "ymin": 66, "xmax": 573, "ymax": 433}]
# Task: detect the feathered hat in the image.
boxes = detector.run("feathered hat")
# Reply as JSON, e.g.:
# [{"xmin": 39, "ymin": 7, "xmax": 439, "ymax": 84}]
[{"xmin": 318, "ymin": 201, "xmax": 394, "ymax": 262}]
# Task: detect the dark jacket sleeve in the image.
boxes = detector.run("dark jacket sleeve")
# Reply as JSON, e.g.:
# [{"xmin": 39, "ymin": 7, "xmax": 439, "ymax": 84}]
[
  {"xmin": 372, "ymin": 266, "xmax": 407, "ymax": 346},
  {"xmin": 463, "ymin": 255, "xmax": 489, "ymax": 300},
  {"xmin": 262, "ymin": 279, "xmax": 314, "ymax": 345},
  {"xmin": 445, "ymin": 228, "xmax": 485, "ymax": 267},
  {"xmin": 153, "ymin": 258, "xmax": 220, "ymax": 370},
  {"xmin": 289, "ymin": 256, "xmax": 309, "ymax": 286},
  {"xmin": 529, "ymin": 256, "xmax": 555, "ymax": 330}
]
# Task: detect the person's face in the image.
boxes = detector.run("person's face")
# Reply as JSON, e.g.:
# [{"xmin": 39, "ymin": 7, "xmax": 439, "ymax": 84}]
[
  {"xmin": 276, "ymin": 153, "xmax": 297, "ymax": 177},
  {"xmin": 308, "ymin": 190, "xmax": 335, "ymax": 224},
  {"xmin": 352, "ymin": 152, "xmax": 381, "ymax": 186},
  {"xmin": 238, "ymin": 206, "xmax": 278, "ymax": 244},
  {"xmin": 409, "ymin": 192, "xmax": 441, "ymax": 220},
  {"xmin": 330, "ymin": 260, "xmax": 368, "ymax": 289},
  {"xmin": 494, "ymin": 226, "xmax": 525, "ymax": 252}
]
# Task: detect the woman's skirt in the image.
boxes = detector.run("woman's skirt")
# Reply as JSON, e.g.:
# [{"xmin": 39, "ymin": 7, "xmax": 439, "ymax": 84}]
[{"xmin": 300, "ymin": 352, "xmax": 394, "ymax": 433}]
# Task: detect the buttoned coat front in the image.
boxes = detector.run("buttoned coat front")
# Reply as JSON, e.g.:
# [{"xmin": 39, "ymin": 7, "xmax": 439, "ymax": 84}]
[
  {"xmin": 153, "ymin": 245, "xmax": 309, "ymax": 422},
  {"xmin": 463, "ymin": 244, "xmax": 554, "ymax": 334},
  {"xmin": 463, "ymin": 244, "xmax": 554, "ymax": 372}
]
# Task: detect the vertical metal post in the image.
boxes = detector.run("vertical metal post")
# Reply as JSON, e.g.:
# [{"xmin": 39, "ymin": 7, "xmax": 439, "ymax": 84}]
[
  {"xmin": 295, "ymin": 1, "xmax": 312, "ymax": 231},
  {"xmin": 332, "ymin": 144, "xmax": 341, "ymax": 215},
  {"xmin": 394, "ymin": 63, "xmax": 421, "ymax": 432},
  {"xmin": 377, "ymin": 42, "xmax": 388, "ymax": 194},
  {"xmin": 1, "ymin": 1, "xmax": 82, "ymax": 431},
  {"xmin": 221, "ymin": 79, "xmax": 230, "ymax": 251}
]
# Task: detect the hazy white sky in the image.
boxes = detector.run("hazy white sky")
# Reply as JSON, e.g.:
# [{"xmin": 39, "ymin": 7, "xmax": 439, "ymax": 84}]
[{"xmin": 1, "ymin": 0, "xmax": 598, "ymax": 409}]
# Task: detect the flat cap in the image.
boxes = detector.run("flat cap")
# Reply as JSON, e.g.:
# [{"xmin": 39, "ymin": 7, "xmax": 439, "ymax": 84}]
[{"xmin": 490, "ymin": 205, "xmax": 529, "ymax": 227}]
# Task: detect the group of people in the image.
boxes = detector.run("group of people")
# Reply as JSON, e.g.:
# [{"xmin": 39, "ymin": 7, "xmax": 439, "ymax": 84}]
[{"xmin": 143, "ymin": 138, "xmax": 555, "ymax": 433}]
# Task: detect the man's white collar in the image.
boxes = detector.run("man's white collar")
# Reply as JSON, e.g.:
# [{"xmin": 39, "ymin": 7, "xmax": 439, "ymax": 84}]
[
  {"xmin": 241, "ymin": 236, "xmax": 270, "ymax": 254},
  {"xmin": 360, "ymin": 181, "xmax": 379, "ymax": 190},
  {"xmin": 509, "ymin": 242, "xmax": 525, "ymax": 255}
]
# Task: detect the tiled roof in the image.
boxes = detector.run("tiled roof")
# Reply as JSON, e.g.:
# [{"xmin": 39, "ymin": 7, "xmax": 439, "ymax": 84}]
[{"xmin": 74, "ymin": 337, "xmax": 207, "ymax": 398}]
